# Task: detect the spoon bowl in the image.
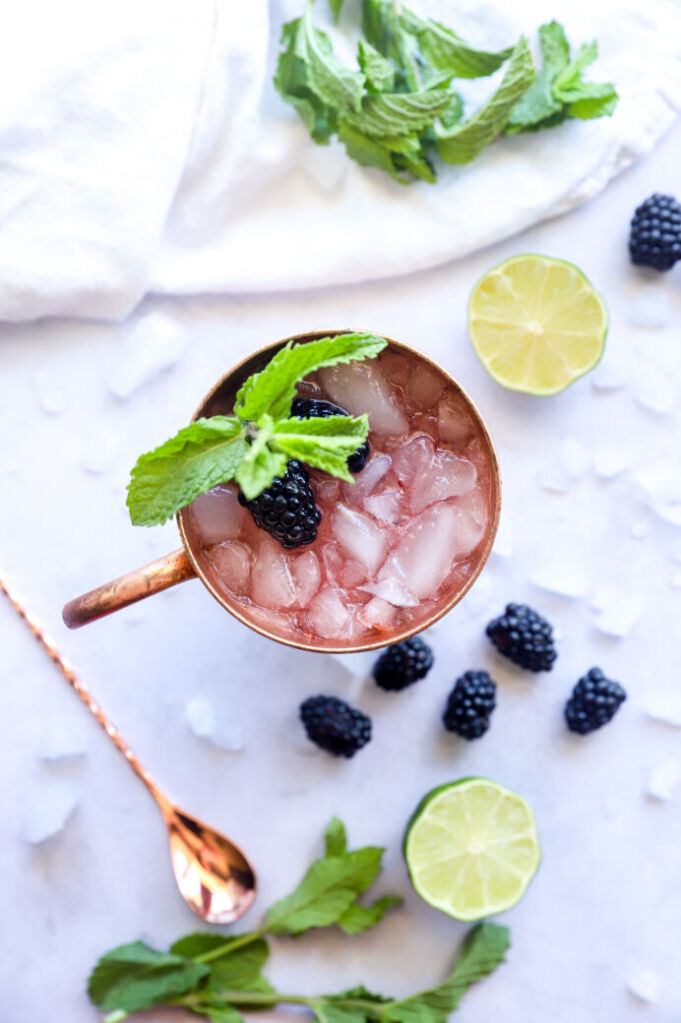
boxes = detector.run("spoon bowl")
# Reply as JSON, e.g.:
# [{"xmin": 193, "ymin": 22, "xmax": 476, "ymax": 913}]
[{"xmin": 164, "ymin": 802, "xmax": 257, "ymax": 924}]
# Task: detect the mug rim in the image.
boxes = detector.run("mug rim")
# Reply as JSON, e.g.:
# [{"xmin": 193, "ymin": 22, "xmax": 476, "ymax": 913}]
[{"xmin": 177, "ymin": 329, "xmax": 501, "ymax": 653}]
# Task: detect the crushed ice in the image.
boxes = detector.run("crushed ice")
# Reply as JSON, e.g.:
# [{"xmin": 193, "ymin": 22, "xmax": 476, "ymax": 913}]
[
  {"xmin": 23, "ymin": 777, "xmax": 78, "ymax": 844},
  {"xmin": 37, "ymin": 720, "xmax": 88, "ymax": 764},
  {"xmin": 593, "ymin": 445, "xmax": 632, "ymax": 479},
  {"xmin": 634, "ymin": 460, "xmax": 681, "ymax": 526},
  {"xmin": 184, "ymin": 696, "xmax": 244, "ymax": 751},
  {"xmin": 590, "ymin": 585, "xmax": 641, "ymax": 637},
  {"xmin": 108, "ymin": 312, "xmax": 186, "ymax": 399},
  {"xmin": 530, "ymin": 559, "xmax": 589, "ymax": 599},
  {"xmin": 33, "ymin": 369, "xmax": 68, "ymax": 415},
  {"xmin": 627, "ymin": 284, "xmax": 671, "ymax": 328},
  {"xmin": 644, "ymin": 695, "xmax": 681, "ymax": 728},
  {"xmin": 646, "ymin": 757, "xmax": 680, "ymax": 801},
  {"xmin": 635, "ymin": 365, "xmax": 677, "ymax": 414},
  {"xmin": 626, "ymin": 967, "xmax": 662, "ymax": 1004}
]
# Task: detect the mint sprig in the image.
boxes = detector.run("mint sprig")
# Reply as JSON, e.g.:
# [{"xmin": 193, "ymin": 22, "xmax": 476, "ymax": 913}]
[
  {"xmin": 274, "ymin": 0, "xmax": 618, "ymax": 184},
  {"xmin": 87, "ymin": 818, "xmax": 510, "ymax": 1023},
  {"xmin": 126, "ymin": 332, "xmax": 386, "ymax": 525}
]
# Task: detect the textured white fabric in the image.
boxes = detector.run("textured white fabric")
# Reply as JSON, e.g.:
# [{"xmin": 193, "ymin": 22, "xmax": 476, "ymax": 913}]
[{"xmin": 1, "ymin": 0, "xmax": 681, "ymax": 321}]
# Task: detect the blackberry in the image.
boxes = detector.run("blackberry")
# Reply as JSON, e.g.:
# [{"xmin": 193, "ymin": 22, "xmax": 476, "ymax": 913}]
[
  {"xmin": 443, "ymin": 670, "xmax": 496, "ymax": 740},
  {"xmin": 629, "ymin": 193, "xmax": 681, "ymax": 271},
  {"xmin": 238, "ymin": 459, "xmax": 320, "ymax": 549},
  {"xmin": 486, "ymin": 603, "xmax": 557, "ymax": 672},
  {"xmin": 291, "ymin": 396, "xmax": 370, "ymax": 473},
  {"xmin": 300, "ymin": 695, "xmax": 371, "ymax": 757},
  {"xmin": 565, "ymin": 667, "xmax": 626, "ymax": 735},
  {"xmin": 373, "ymin": 636, "xmax": 434, "ymax": 691}
]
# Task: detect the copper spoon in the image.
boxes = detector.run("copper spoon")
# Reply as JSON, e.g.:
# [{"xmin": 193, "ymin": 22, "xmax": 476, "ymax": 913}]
[{"xmin": 1, "ymin": 574, "xmax": 256, "ymax": 924}]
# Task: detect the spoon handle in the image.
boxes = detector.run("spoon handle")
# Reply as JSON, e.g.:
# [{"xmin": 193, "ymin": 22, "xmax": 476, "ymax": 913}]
[{"xmin": 1, "ymin": 574, "xmax": 165, "ymax": 805}]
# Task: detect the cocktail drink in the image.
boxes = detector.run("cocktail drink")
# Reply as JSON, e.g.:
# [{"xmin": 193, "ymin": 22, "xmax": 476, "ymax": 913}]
[{"xmin": 182, "ymin": 338, "xmax": 498, "ymax": 650}]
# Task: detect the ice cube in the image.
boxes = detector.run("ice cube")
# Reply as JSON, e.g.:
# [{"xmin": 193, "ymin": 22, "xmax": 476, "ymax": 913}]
[
  {"xmin": 339, "ymin": 561, "xmax": 370, "ymax": 588},
  {"xmin": 246, "ymin": 605, "xmax": 294, "ymax": 637},
  {"xmin": 635, "ymin": 366, "xmax": 677, "ymax": 414},
  {"xmin": 319, "ymin": 361, "xmax": 408, "ymax": 435},
  {"xmin": 191, "ymin": 485, "xmax": 245, "ymax": 542},
  {"xmin": 492, "ymin": 511, "xmax": 513, "ymax": 558},
  {"xmin": 645, "ymin": 695, "xmax": 681, "ymax": 727},
  {"xmin": 321, "ymin": 543, "xmax": 343, "ymax": 586},
  {"xmin": 23, "ymin": 778, "xmax": 78, "ymax": 844},
  {"xmin": 630, "ymin": 521, "xmax": 649, "ymax": 540},
  {"xmin": 326, "ymin": 652, "xmax": 371, "ymax": 681},
  {"xmin": 341, "ymin": 454, "xmax": 391, "ymax": 505},
  {"xmin": 206, "ymin": 541, "xmax": 252, "ymax": 595},
  {"xmin": 628, "ymin": 284, "xmax": 671, "ymax": 328},
  {"xmin": 307, "ymin": 586, "xmax": 352, "ymax": 639},
  {"xmin": 81, "ymin": 433, "xmax": 119, "ymax": 475},
  {"xmin": 634, "ymin": 461, "xmax": 681, "ymax": 526},
  {"xmin": 332, "ymin": 505, "xmax": 388, "ymax": 575},
  {"xmin": 560, "ymin": 439, "xmax": 590, "ymax": 479},
  {"xmin": 591, "ymin": 347, "xmax": 632, "ymax": 391},
  {"xmin": 250, "ymin": 541, "xmax": 297, "ymax": 609},
  {"xmin": 315, "ymin": 478, "xmax": 341, "ymax": 504},
  {"xmin": 185, "ymin": 696, "xmax": 244, "ymax": 751},
  {"xmin": 646, "ymin": 757, "xmax": 680, "ymax": 801},
  {"xmin": 393, "ymin": 435, "xmax": 476, "ymax": 514},
  {"xmin": 359, "ymin": 577, "xmax": 418, "ymax": 607},
  {"xmin": 530, "ymin": 560, "xmax": 589, "ymax": 599},
  {"xmin": 291, "ymin": 550, "xmax": 321, "ymax": 608},
  {"xmin": 406, "ymin": 363, "xmax": 445, "ymax": 407},
  {"xmin": 37, "ymin": 721, "xmax": 88, "ymax": 764},
  {"xmin": 626, "ymin": 967, "xmax": 662, "ymax": 1004},
  {"xmin": 437, "ymin": 395, "xmax": 475, "ymax": 446},
  {"xmin": 537, "ymin": 466, "xmax": 573, "ymax": 493},
  {"xmin": 363, "ymin": 490, "xmax": 402, "ymax": 525},
  {"xmin": 462, "ymin": 571, "xmax": 494, "ymax": 616},
  {"xmin": 590, "ymin": 586, "xmax": 642, "ymax": 637},
  {"xmin": 356, "ymin": 596, "xmax": 396, "ymax": 631},
  {"xmin": 300, "ymin": 139, "xmax": 347, "ymax": 192},
  {"xmin": 593, "ymin": 445, "xmax": 632, "ymax": 479},
  {"xmin": 382, "ymin": 499, "xmax": 484, "ymax": 601},
  {"xmin": 108, "ymin": 312, "xmax": 186, "ymax": 399},
  {"xmin": 33, "ymin": 370, "xmax": 68, "ymax": 415}
]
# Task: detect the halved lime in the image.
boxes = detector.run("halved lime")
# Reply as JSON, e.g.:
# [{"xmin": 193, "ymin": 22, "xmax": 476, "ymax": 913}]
[
  {"xmin": 468, "ymin": 254, "xmax": 608, "ymax": 396},
  {"xmin": 404, "ymin": 778, "xmax": 541, "ymax": 921}
]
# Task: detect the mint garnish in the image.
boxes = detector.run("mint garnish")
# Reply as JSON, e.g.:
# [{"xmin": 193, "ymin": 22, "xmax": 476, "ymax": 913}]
[
  {"xmin": 87, "ymin": 818, "xmax": 510, "ymax": 1022},
  {"xmin": 274, "ymin": 2, "xmax": 617, "ymax": 183},
  {"xmin": 126, "ymin": 332, "xmax": 386, "ymax": 526}
]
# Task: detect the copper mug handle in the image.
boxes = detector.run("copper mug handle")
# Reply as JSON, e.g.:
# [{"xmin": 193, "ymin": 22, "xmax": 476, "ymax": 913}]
[{"xmin": 62, "ymin": 548, "xmax": 196, "ymax": 629}]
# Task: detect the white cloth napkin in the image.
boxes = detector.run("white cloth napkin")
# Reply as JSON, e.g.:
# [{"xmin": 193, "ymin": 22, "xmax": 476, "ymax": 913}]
[{"xmin": 1, "ymin": 0, "xmax": 681, "ymax": 322}]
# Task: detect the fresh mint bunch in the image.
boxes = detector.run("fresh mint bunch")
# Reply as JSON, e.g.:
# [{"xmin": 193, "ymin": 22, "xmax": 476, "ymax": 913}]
[
  {"xmin": 274, "ymin": 0, "xmax": 618, "ymax": 183},
  {"xmin": 87, "ymin": 818, "xmax": 510, "ymax": 1023},
  {"xmin": 126, "ymin": 332, "xmax": 386, "ymax": 526},
  {"xmin": 506, "ymin": 21, "xmax": 618, "ymax": 134}
]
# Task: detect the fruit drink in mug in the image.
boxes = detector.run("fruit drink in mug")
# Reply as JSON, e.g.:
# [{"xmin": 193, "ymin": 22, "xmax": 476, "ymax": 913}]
[{"xmin": 184, "ymin": 344, "xmax": 497, "ymax": 647}]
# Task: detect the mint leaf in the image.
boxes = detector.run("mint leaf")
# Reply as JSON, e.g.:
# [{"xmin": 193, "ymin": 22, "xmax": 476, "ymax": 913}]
[
  {"xmin": 385, "ymin": 922, "xmax": 510, "ymax": 1023},
  {"xmin": 329, "ymin": 0, "xmax": 344, "ymax": 22},
  {"xmin": 538, "ymin": 19, "xmax": 570, "ymax": 75},
  {"xmin": 275, "ymin": 19, "xmax": 337, "ymax": 144},
  {"xmin": 235, "ymin": 420, "xmax": 287, "ymax": 501},
  {"xmin": 234, "ymin": 333, "xmax": 386, "ymax": 423},
  {"xmin": 265, "ymin": 845, "xmax": 384, "ymax": 936},
  {"xmin": 324, "ymin": 816, "xmax": 348, "ymax": 857},
  {"xmin": 436, "ymin": 37, "xmax": 535, "ymax": 164},
  {"xmin": 399, "ymin": 7, "xmax": 511, "ymax": 79},
  {"xmin": 338, "ymin": 120, "xmax": 420, "ymax": 183},
  {"xmin": 208, "ymin": 941, "xmax": 275, "ymax": 998},
  {"xmin": 343, "ymin": 89, "xmax": 453, "ymax": 138},
  {"xmin": 337, "ymin": 895, "xmax": 403, "ymax": 935},
  {"xmin": 358, "ymin": 39, "xmax": 395, "ymax": 93},
  {"xmin": 567, "ymin": 85, "xmax": 618, "ymax": 120},
  {"xmin": 272, "ymin": 413, "xmax": 369, "ymax": 478},
  {"xmin": 87, "ymin": 941, "xmax": 209, "ymax": 1012},
  {"xmin": 191, "ymin": 1007, "xmax": 244, "ymax": 1023},
  {"xmin": 127, "ymin": 418, "xmax": 246, "ymax": 526},
  {"xmin": 296, "ymin": 5, "xmax": 365, "ymax": 114}
]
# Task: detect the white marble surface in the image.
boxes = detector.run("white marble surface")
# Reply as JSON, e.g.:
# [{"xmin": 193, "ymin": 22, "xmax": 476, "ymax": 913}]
[{"xmin": 2, "ymin": 127, "xmax": 681, "ymax": 1023}]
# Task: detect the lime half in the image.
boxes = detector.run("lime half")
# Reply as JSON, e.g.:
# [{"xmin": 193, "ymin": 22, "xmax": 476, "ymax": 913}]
[
  {"xmin": 468, "ymin": 254, "xmax": 608, "ymax": 396},
  {"xmin": 404, "ymin": 778, "xmax": 541, "ymax": 921}
]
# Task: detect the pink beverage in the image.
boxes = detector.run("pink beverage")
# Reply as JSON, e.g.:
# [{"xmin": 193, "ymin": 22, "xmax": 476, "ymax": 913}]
[{"xmin": 184, "ymin": 347, "xmax": 497, "ymax": 649}]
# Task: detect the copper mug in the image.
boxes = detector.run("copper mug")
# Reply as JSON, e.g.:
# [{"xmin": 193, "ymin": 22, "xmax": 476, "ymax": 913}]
[{"xmin": 63, "ymin": 331, "xmax": 501, "ymax": 652}]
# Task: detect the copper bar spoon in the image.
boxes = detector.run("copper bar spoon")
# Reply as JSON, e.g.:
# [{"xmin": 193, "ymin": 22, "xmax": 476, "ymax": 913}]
[{"xmin": 1, "ymin": 574, "xmax": 256, "ymax": 924}]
